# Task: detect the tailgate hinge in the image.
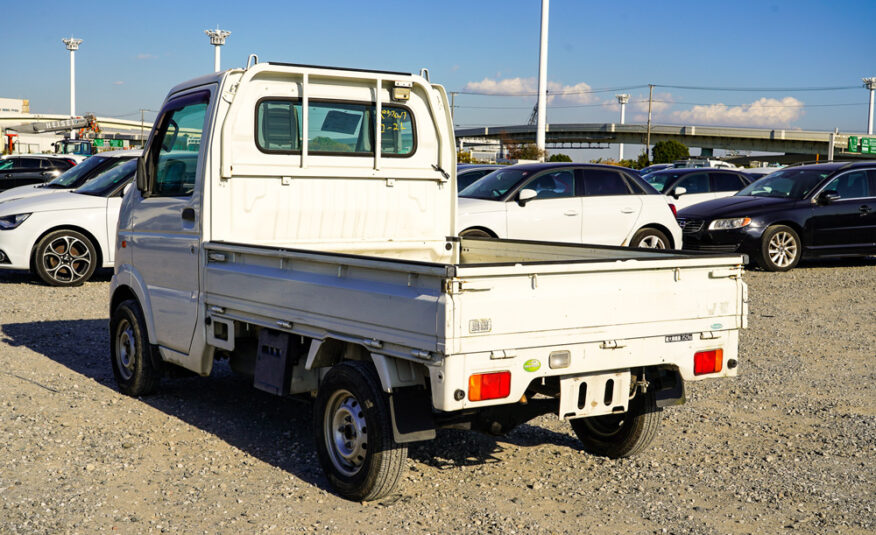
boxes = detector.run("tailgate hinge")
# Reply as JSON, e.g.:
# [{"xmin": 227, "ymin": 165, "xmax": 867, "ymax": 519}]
[
  {"xmin": 444, "ymin": 280, "xmax": 491, "ymax": 294},
  {"xmin": 600, "ymin": 340, "xmax": 628, "ymax": 350}
]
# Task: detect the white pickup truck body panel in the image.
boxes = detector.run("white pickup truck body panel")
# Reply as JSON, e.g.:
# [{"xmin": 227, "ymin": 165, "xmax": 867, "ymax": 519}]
[{"xmin": 114, "ymin": 62, "xmax": 747, "ymax": 420}]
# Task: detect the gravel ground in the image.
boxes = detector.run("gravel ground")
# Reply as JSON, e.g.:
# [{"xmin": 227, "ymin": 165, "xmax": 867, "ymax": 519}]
[{"xmin": 1, "ymin": 258, "xmax": 874, "ymax": 534}]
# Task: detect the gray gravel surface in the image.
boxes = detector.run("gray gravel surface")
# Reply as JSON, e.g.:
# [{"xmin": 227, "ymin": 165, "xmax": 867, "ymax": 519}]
[{"xmin": 1, "ymin": 259, "xmax": 874, "ymax": 534}]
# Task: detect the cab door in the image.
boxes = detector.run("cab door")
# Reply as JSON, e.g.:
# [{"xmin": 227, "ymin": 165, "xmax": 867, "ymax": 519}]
[{"xmin": 131, "ymin": 89, "xmax": 212, "ymax": 355}]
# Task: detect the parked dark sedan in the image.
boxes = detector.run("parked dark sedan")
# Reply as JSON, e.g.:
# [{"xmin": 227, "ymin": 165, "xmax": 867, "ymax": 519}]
[
  {"xmin": 0, "ymin": 155, "xmax": 77, "ymax": 192},
  {"xmin": 677, "ymin": 162, "xmax": 876, "ymax": 271}
]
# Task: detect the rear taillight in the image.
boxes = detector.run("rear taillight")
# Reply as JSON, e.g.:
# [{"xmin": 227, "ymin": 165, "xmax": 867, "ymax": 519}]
[
  {"xmin": 468, "ymin": 371, "xmax": 511, "ymax": 401},
  {"xmin": 64, "ymin": 158, "xmax": 77, "ymax": 166},
  {"xmin": 668, "ymin": 203, "xmax": 678, "ymax": 217},
  {"xmin": 694, "ymin": 349, "xmax": 723, "ymax": 375}
]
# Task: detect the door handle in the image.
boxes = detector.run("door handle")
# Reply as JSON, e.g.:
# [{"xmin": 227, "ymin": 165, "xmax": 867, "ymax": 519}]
[
  {"xmin": 181, "ymin": 207, "xmax": 196, "ymax": 222},
  {"xmin": 620, "ymin": 207, "xmax": 636, "ymax": 214},
  {"xmin": 860, "ymin": 205, "xmax": 872, "ymax": 215},
  {"xmin": 564, "ymin": 210, "xmax": 579, "ymax": 216}
]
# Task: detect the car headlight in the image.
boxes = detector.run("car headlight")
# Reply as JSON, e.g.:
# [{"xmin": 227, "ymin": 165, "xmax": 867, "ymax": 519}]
[
  {"xmin": 708, "ymin": 217, "xmax": 752, "ymax": 230},
  {"xmin": 0, "ymin": 213, "xmax": 31, "ymax": 230}
]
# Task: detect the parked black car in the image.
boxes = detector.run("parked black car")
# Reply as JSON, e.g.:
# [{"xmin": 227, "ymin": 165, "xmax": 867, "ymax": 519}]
[
  {"xmin": 0, "ymin": 155, "xmax": 77, "ymax": 192},
  {"xmin": 677, "ymin": 162, "xmax": 876, "ymax": 271},
  {"xmin": 456, "ymin": 164, "xmax": 502, "ymax": 191}
]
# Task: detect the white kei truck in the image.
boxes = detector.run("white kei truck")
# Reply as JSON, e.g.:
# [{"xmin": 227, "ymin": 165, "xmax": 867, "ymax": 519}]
[{"xmin": 109, "ymin": 59, "xmax": 748, "ymax": 501}]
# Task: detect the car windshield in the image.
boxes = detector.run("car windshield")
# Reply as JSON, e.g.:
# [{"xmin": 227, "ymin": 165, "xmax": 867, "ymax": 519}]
[
  {"xmin": 46, "ymin": 155, "xmax": 111, "ymax": 188},
  {"xmin": 459, "ymin": 168, "xmax": 533, "ymax": 200},
  {"xmin": 74, "ymin": 159, "xmax": 137, "ymax": 197},
  {"xmin": 736, "ymin": 168, "xmax": 831, "ymax": 199},
  {"xmin": 643, "ymin": 172, "xmax": 684, "ymax": 193}
]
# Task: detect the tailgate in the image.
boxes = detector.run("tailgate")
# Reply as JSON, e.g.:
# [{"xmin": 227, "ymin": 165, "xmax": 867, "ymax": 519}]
[{"xmin": 448, "ymin": 256, "xmax": 747, "ymax": 355}]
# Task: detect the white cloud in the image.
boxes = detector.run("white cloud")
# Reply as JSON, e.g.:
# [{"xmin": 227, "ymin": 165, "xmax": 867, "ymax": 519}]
[
  {"xmin": 463, "ymin": 77, "xmax": 598, "ymax": 105},
  {"xmin": 113, "ymin": 81, "xmax": 124, "ymax": 86},
  {"xmin": 136, "ymin": 53, "xmax": 157, "ymax": 60},
  {"xmin": 631, "ymin": 92, "xmax": 674, "ymax": 115},
  {"xmin": 672, "ymin": 97, "xmax": 804, "ymax": 127}
]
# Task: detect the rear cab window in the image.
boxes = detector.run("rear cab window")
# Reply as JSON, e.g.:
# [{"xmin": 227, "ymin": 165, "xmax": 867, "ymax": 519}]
[
  {"xmin": 256, "ymin": 99, "xmax": 415, "ymax": 157},
  {"xmin": 577, "ymin": 168, "xmax": 632, "ymax": 196}
]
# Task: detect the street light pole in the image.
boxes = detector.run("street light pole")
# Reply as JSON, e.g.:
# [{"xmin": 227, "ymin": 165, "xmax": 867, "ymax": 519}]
[
  {"xmin": 864, "ymin": 77, "xmax": 876, "ymax": 135},
  {"xmin": 62, "ymin": 37, "xmax": 83, "ymax": 140},
  {"xmin": 535, "ymin": 0, "xmax": 549, "ymax": 161},
  {"xmin": 615, "ymin": 94, "xmax": 629, "ymax": 161},
  {"xmin": 205, "ymin": 28, "xmax": 231, "ymax": 72}
]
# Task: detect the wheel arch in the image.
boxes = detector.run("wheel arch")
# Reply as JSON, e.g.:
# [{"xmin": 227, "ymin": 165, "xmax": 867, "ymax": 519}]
[
  {"xmin": 632, "ymin": 224, "xmax": 677, "ymax": 248},
  {"xmin": 459, "ymin": 226, "xmax": 498, "ymax": 238},
  {"xmin": 29, "ymin": 225, "xmax": 105, "ymax": 272}
]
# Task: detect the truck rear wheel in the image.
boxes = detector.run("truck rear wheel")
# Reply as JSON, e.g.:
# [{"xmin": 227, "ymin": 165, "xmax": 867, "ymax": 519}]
[
  {"xmin": 570, "ymin": 387, "xmax": 661, "ymax": 458},
  {"xmin": 110, "ymin": 299, "xmax": 160, "ymax": 396},
  {"xmin": 313, "ymin": 361, "xmax": 407, "ymax": 501}
]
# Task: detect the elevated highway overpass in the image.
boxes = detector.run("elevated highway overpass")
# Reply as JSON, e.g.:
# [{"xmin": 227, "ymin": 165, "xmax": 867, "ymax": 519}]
[{"xmin": 455, "ymin": 123, "xmax": 869, "ymax": 159}]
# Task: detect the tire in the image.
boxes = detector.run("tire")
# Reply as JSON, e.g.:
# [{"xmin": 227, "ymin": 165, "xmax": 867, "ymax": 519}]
[
  {"xmin": 630, "ymin": 228, "xmax": 670, "ymax": 249},
  {"xmin": 460, "ymin": 228, "xmax": 493, "ymax": 238},
  {"xmin": 33, "ymin": 229, "xmax": 97, "ymax": 286},
  {"xmin": 758, "ymin": 225, "xmax": 801, "ymax": 272},
  {"xmin": 570, "ymin": 387, "xmax": 661, "ymax": 458},
  {"xmin": 314, "ymin": 361, "xmax": 407, "ymax": 501},
  {"xmin": 110, "ymin": 299, "xmax": 161, "ymax": 396}
]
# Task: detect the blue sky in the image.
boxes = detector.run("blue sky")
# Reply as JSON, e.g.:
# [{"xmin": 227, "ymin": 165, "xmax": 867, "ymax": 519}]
[{"xmin": 3, "ymin": 0, "xmax": 874, "ymax": 154}]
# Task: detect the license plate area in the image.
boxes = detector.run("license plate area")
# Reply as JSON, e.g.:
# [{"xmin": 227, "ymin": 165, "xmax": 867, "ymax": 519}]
[{"xmin": 558, "ymin": 370, "xmax": 631, "ymax": 420}]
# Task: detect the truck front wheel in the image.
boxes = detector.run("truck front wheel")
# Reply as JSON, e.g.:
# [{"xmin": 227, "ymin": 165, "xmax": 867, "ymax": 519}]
[
  {"xmin": 313, "ymin": 361, "xmax": 407, "ymax": 501},
  {"xmin": 570, "ymin": 387, "xmax": 661, "ymax": 458},
  {"xmin": 110, "ymin": 299, "xmax": 160, "ymax": 396}
]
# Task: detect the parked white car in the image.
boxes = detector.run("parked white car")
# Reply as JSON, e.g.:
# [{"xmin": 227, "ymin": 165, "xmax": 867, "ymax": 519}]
[
  {"xmin": 0, "ymin": 158, "xmax": 136, "ymax": 285},
  {"xmin": 0, "ymin": 149, "xmax": 140, "ymax": 203},
  {"xmin": 643, "ymin": 167, "xmax": 753, "ymax": 211},
  {"xmin": 458, "ymin": 163, "xmax": 682, "ymax": 249}
]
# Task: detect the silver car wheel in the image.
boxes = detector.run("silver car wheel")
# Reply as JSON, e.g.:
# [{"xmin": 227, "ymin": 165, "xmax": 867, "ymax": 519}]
[
  {"xmin": 41, "ymin": 235, "xmax": 93, "ymax": 284},
  {"xmin": 767, "ymin": 231, "xmax": 798, "ymax": 268},
  {"xmin": 324, "ymin": 389, "xmax": 368, "ymax": 477}
]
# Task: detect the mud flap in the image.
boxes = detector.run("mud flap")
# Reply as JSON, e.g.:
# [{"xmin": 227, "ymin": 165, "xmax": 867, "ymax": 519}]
[{"xmin": 389, "ymin": 387, "xmax": 436, "ymax": 443}]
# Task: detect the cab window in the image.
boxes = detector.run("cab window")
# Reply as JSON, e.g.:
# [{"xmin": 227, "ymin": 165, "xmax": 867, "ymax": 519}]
[
  {"xmin": 147, "ymin": 93, "xmax": 209, "ymax": 197},
  {"xmin": 579, "ymin": 169, "xmax": 631, "ymax": 196},
  {"xmin": 822, "ymin": 170, "xmax": 871, "ymax": 199},
  {"xmin": 675, "ymin": 173, "xmax": 710, "ymax": 194},
  {"xmin": 523, "ymin": 170, "xmax": 575, "ymax": 199}
]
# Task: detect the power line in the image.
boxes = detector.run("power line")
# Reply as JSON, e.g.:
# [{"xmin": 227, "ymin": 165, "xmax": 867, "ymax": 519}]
[
  {"xmin": 456, "ymin": 83, "xmax": 860, "ymax": 97},
  {"xmin": 455, "ymin": 101, "xmax": 864, "ymax": 110},
  {"xmin": 654, "ymin": 84, "xmax": 859, "ymax": 92}
]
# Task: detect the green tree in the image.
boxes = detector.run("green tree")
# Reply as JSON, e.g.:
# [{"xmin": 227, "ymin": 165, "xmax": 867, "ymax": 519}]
[
  {"xmin": 547, "ymin": 153, "xmax": 572, "ymax": 162},
  {"xmin": 506, "ymin": 142, "xmax": 545, "ymax": 161},
  {"xmin": 635, "ymin": 151, "xmax": 650, "ymax": 169},
  {"xmin": 457, "ymin": 150, "xmax": 472, "ymax": 164},
  {"xmin": 651, "ymin": 140, "xmax": 689, "ymax": 164}
]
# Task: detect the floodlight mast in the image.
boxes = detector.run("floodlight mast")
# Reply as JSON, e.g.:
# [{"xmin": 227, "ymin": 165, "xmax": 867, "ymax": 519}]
[
  {"xmin": 864, "ymin": 77, "xmax": 876, "ymax": 135},
  {"xmin": 616, "ymin": 94, "xmax": 630, "ymax": 160},
  {"xmin": 205, "ymin": 28, "xmax": 231, "ymax": 72},
  {"xmin": 535, "ymin": 0, "xmax": 548, "ymax": 162},
  {"xmin": 62, "ymin": 37, "xmax": 83, "ymax": 140}
]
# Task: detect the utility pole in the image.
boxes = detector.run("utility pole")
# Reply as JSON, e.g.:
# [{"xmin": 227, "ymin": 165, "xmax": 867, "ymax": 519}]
[
  {"xmin": 645, "ymin": 84, "xmax": 654, "ymax": 162},
  {"xmin": 864, "ymin": 77, "xmax": 876, "ymax": 135},
  {"xmin": 62, "ymin": 37, "xmax": 83, "ymax": 140},
  {"xmin": 615, "ymin": 94, "xmax": 629, "ymax": 161},
  {"xmin": 205, "ymin": 27, "xmax": 231, "ymax": 72},
  {"xmin": 450, "ymin": 92, "xmax": 457, "ymax": 122},
  {"xmin": 535, "ymin": 0, "xmax": 549, "ymax": 161}
]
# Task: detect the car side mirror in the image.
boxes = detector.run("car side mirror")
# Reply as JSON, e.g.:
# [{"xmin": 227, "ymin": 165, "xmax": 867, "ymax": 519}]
[
  {"xmin": 122, "ymin": 182, "xmax": 133, "ymax": 196},
  {"xmin": 42, "ymin": 170, "xmax": 61, "ymax": 178},
  {"xmin": 517, "ymin": 188, "xmax": 538, "ymax": 206},
  {"xmin": 818, "ymin": 191, "xmax": 840, "ymax": 205},
  {"xmin": 136, "ymin": 156, "xmax": 150, "ymax": 198},
  {"xmin": 672, "ymin": 186, "xmax": 687, "ymax": 198}
]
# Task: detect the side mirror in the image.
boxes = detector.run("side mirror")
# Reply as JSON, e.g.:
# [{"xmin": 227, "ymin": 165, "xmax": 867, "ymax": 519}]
[
  {"xmin": 818, "ymin": 191, "xmax": 840, "ymax": 205},
  {"xmin": 518, "ymin": 188, "xmax": 538, "ymax": 206},
  {"xmin": 136, "ymin": 156, "xmax": 150, "ymax": 197},
  {"xmin": 672, "ymin": 186, "xmax": 687, "ymax": 198},
  {"xmin": 122, "ymin": 182, "xmax": 133, "ymax": 196}
]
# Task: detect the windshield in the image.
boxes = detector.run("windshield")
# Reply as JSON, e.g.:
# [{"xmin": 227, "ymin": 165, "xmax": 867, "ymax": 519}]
[
  {"xmin": 75, "ymin": 159, "xmax": 137, "ymax": 197},
  {"xmin": 46, "ymin": 156, "xmax": 108, "ymax": 188},
  {"xmin": 459, "ymin": 168, "xmax": 533, "ymax": 200},
  {"xmin": 736, "ymin": 168, "xmax": 830, "ymax": 199}
]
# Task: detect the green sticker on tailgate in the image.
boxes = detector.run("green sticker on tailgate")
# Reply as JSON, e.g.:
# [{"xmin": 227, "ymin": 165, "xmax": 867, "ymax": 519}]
[{"xmin": 523, "ymin": 359, "xmax": 541, "ymax": 372}]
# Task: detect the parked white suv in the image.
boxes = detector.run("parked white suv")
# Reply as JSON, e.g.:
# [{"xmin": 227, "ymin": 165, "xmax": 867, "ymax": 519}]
[{"xmin": 457, "ymin": 163, "xmax": 682, "ymax": 249}]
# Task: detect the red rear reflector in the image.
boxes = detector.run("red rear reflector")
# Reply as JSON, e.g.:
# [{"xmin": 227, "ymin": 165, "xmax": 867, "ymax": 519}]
[
  {"xmin": 468, "ymin": 371, "xmax": 511, "ymax": 401},
  {"xmin": 694, "ymin": 349, "xmax": 723, "ymax": 375},
  {"xmin": 668, "ymin": 203, "xmax": 678, "ymax": 217}
]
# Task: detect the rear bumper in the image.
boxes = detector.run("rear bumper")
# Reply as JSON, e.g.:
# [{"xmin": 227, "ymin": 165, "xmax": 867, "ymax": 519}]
[{"xmin": 429, "ymin": 329, "xmax": 740, "ymax": 412}]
